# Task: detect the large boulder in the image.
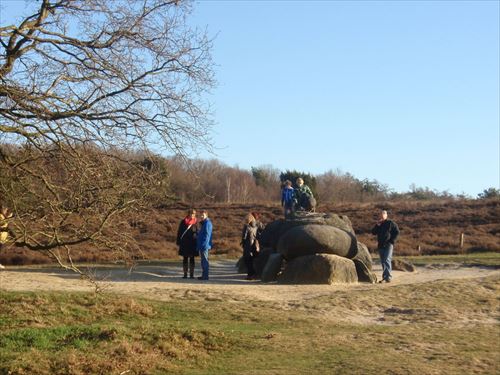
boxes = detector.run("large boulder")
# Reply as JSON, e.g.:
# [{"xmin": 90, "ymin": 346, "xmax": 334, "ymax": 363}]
[
  {"xmin": 352, "ymin": 242, "xmax": 373, "ymax": 271},
  {"xmin": 353, "ymin": 259, "xmax": 377, "ymax": 283},
  {"xmin": 261, "ymin": 253, "xmax": 283, "ymax": 283},
  {"xmin": 259, "ymin": 219, "xmax": 285, "ymax": 249},
  {"xmin": 277, "ymin": 224, "xmax": 357, "ymax": 260},
  {"xmin": 253, "ymin": 248, "xmax": 274, "ymax": 277},
  {"xmin": 321, "ymin": 213, "xmax": 355, "ymax": 235},
  {"xmin": 392, "ymin": 259, "xmax": 416, "ymax": 272},
  {"xmin": 235, "ymin": 248, "xmax": 275, "ymax": 276},
  {"xmin": 259, "ymin": 213, "xmax": 355, "ymax": 250},
  {"xmin": 278, "ymin": 254, "xmax": 357, "ymax": 284}
]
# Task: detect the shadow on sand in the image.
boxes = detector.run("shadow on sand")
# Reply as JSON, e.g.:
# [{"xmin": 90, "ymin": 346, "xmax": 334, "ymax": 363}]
[{"xmin": 6, "ymin": 260, "xmax": 264, "ymax": 285}]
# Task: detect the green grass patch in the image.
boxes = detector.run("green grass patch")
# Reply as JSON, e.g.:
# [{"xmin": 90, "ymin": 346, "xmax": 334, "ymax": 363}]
[
  {"xmin": 400, "ymin": 251, "xmax": 500, "ymax": 267},
  {"xmin": 1, "ymin": 325, "xmax": 117, "ymax": 351},
  {"xmin": 0, "ymin": 291, "xmax": 234, "ymax": 374}
]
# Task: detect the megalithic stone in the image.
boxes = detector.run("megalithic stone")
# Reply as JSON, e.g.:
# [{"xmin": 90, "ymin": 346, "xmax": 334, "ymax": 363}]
[{"xmin": 277, "ymin": 224, "xmax": 357, "ymax": 260}]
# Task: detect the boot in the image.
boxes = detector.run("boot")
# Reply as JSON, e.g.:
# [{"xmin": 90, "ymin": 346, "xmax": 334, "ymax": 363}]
[
  {"xmin": 182, "ymin": 262, "xmax": 188, "ymax": 279},
  {"xmin": 189, "ymin": 262, "xmax": 195, "ymax": 279}
]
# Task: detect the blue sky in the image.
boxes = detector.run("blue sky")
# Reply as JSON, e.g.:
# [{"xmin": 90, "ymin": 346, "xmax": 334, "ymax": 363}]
[
  {"xmin": 190, "ymin": 0, "xmax": 499, "ymax": 196},
  {"xmin": 1, "ymin": 0, "xmax": 499, "ymax": 196}
]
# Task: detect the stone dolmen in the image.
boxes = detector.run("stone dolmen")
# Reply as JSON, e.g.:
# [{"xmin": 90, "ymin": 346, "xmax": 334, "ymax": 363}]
[{"xmin": 238, "ymin": 211, "xmax": 377, "ymax": 284}]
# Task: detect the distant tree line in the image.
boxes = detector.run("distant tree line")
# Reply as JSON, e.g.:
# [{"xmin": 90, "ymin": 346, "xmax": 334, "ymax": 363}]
[
  {"xmin": 477, "ymin": 187, "xmax": 500, "ymax": 200},
  {"xmin": 129, "ymin": 156, "xmax": 498, "ymax": 205},
  {"xmin": 153, "ymin": 158, "xmax": 497, "ymax": 204},
  {"xmin": 3, "ymin": 144, "xmax": 495, "ymax": 213}
]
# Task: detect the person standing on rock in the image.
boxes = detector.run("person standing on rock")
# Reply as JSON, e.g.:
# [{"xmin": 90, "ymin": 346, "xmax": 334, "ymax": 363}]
[
  {"xmin": 196, "ymin": 210, "xmax": 213, "ymax": 281},
  {"xmin": 371, "ymin": 210, "xmax": 400, "ymax": 283},
  {"xmin": 241, "ymin": 213, "xmax": 259, "ymax": 280},
  {"xmin": 0, "ymin": 205, "xmax": 13, "ymax": 270},
  {"xmin": 281, "ymin": 180, "xmax": 296, "ymax": 218},
  {"xmin": 176, "ymin": 209, "xmax": 198, "ymax": 279},
  {"xmin": 295, "ymin": 177, "xmax": 316, "ymax": 212}
]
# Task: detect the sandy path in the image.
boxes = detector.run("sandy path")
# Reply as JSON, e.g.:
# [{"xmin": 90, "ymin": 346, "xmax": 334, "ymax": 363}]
[{"xmin": 1, "ymin": 260, "xmax": 498, "ymax": 304}]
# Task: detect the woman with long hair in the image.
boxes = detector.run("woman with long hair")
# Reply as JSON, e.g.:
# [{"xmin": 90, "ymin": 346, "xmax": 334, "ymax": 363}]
[
  {"xmin": 241, "ymin": 213, "xmax": 259, "ymax": 280},
  {"xmin": 176, "ymin": 209, "xmax": 198, "ymax": 279}
]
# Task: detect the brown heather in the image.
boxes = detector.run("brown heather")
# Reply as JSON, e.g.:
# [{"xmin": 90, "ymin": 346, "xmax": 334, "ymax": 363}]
[{"xmin": 1, "ymin": 198, "xmax": 498, "ymax": 266}]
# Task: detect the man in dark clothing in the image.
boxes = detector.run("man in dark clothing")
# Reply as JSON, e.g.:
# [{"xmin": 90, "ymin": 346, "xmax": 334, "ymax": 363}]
[{"xmin": 371, "ymin": 210, "xmax": 400, "ymax": 283}]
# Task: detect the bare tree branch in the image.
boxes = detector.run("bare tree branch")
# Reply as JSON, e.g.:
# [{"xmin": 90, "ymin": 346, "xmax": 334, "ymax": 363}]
[{"xmin": 0, "ymin": 0, "xmax": 215, "ymax": 271}]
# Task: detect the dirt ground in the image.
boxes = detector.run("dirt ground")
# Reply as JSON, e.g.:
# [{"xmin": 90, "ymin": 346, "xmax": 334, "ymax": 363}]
[
  {"xmin": 1, "ymin": 260, "xmax": 497, "ymax": 299},
  {"xmin": 1, "ymin": 260, "xmax": 499, "ymax": 326}
]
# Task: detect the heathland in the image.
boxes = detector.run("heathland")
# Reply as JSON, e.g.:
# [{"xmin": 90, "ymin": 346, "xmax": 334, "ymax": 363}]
[{"xmin": 2, "ymin": 198, "xmax": 498, "ymax": 266}]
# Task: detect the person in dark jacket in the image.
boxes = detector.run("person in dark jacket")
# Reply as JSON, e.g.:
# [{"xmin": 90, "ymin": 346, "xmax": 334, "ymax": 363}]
[
  {"xmin": 241, "ymin": 213, "xmax": 259, "ymax": 280},
  {"xmin": 371, "ymin": 210, "xmax": 400, "ymax": 283},
  {"xmin": 196, "ymin": 210, "xmax": 213, "ymax": 280},
  {"xmin": 176, "ymin": 209, "xmax": 198, "ymax": 279}
]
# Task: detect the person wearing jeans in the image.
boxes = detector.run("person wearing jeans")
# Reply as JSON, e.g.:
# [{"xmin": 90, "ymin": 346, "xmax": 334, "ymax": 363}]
[
  {"xmin": 196, "ymin": 210, "xmax": 212, "ymax": 280},
  {"xmin": 371, "ymin": 210, "xmax": 400, "ymax": 283},
  {"xmin": 378, "ymin": 243, "xmax": 394, "ymax": 282}
]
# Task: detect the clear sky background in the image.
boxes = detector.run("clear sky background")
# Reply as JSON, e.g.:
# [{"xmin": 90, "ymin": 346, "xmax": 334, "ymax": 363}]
[
  {"xmin": 190, "ymin": 0, "xmax": 500, "ymax": 196},
  {"xmin": 1, "ymin": 0, "xmax": 499, "ymax": 196}
]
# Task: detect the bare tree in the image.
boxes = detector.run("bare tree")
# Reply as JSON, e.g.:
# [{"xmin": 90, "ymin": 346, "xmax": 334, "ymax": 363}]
[{"xmin": 0, "ymin": 0, "xmax": 215, "ymax": 271}]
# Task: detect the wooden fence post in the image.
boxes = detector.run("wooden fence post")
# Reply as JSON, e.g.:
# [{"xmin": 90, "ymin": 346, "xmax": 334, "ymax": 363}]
[{"xmin": 459, "ymin": 233, "xmax": 465, "ymax": 250}]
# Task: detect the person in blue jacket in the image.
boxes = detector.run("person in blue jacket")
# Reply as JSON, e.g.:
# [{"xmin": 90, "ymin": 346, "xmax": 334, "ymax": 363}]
[
  {"xmin": 196, "ymin": 210, "xmax": 213, "ymax": 280},
  {"xmin": 281, "ymin": 180, "xmax": 295, "ymax": 218}
]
